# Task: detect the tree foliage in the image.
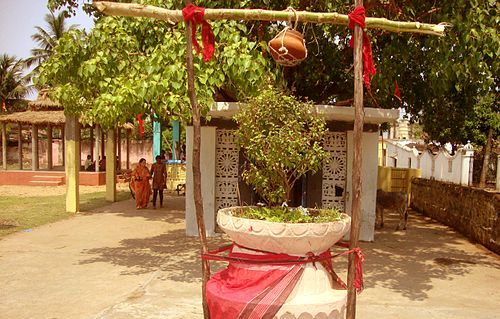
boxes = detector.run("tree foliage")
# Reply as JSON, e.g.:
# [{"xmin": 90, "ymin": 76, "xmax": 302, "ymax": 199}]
[
  {"xmin": 234, "ymin": 89, "xmax": 329, "ymax": 206},
  {"xmin": 45, "ymin": 0, "xmax": 498, "ymax": 146},
  {"xmin": 38, "ymin": 0, "xmax": 273, "ymax": 129},
  {"xmin": 27, "ymin": 11, "xmax": 78, "ymax": 77},
  {"xmin": 0, "ymin": 54, "xmax": 31, "ymax": 111}
]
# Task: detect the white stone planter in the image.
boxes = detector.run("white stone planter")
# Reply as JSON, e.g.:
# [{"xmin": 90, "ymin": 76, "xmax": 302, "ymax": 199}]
[
  {"xmin": 214, "ymin": 207, "xmax": 352, "ymax": 319},
  {"xmin": 217, "ymin": 206, "xmax": 351, "ymax": 256}
]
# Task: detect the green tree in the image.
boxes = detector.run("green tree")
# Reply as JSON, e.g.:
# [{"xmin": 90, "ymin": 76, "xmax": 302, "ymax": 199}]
[
  {"xmin": 0, "ymin": 54, "xmax": 31, "ymax": 112},
  {"xmin": 26, "ymin": 11, "xmax": 78, "ymax": 76},
  {"xmin": 234, "ymin": 89, "xmax": 329, "ymax": 206}
]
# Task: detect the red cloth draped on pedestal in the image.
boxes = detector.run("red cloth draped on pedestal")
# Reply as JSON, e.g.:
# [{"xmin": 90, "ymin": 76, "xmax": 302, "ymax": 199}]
[
  {"xmin": 204, "ymin": 243, "xmax": 364, "ymax": 319},
  {"xmin": 348, "ymin": 5, "xmax": 377, "ymax": 90},
  {"xmin": 206, "ymin": 247, "xmax": 304, "ymax": 319}
]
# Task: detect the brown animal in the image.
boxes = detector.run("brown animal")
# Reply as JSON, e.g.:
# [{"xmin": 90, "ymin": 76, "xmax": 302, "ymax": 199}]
[{"xmin": 376, "ymin": 189, "xmax": 408, "ymax": 230}]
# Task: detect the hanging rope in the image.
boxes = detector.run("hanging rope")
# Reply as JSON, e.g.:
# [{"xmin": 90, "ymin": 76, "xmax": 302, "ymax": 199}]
[
  {"xmin": 182, "ymin": 4, "xmax": 215, "ymax": 62},
  {"xmin": 348, "ymin": 5, "xmax": 377, "ymax": 90}
]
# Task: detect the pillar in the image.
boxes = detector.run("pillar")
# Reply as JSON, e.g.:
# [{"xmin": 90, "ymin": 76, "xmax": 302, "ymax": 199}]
[
  {"xmin": 153, "ymin": 116, "xmax": 161, "ymax": 160},
  {"xmin": 89, "ymin": 126, "xmax": 94, "ymax": 161},
  {"xmin": 94, "ymin": 124, "xmax": 101, "ymax": 172},
  {"xmin": 126, "ymin": 130, "xmax": 130, "ymax": 170},
  {"xmin": 61, "ymin": 126, "xmax": 65, "ymax": 167},
  {"xmin": 496, "ymin": 155, "xmax": 500, "ymax": 192},
  {"xmin": 172, "ymin": 120, "xmax": 180, "ymax": 160},
  {"xmin": 100, "ymin": 130, "xmax": 105, "ymax": 159},
  {"xmin": 65, "ymin": 115, "xmax": 80, "ymax": 213},
  {"xmin": 116, "ymin": 127, "xmax": 121, "ymax": 171},
  {"xmin": 185, "ymin": 126, "xmax": 216, "ymax": 236},
  {"xmin": 461, "ymin": 141, "xmax": 474, "ymax": 186},
  {"xmin": 18, "ymin": 122, "xmax": 22, "ymax": 170},
  {"xmin": 1, "ymin": 122, "xmax": 7, "ymax": 170},
  {"xmin": 32, "ymin": 124, "xmax": 39, "ymax": 171},
  {"xmin": 47, "ymin": 125, "xmax": 53, "ymax": 170},
  {"xmin": 106, "ymin": 129, "xmax": 116, "ymax": 202}
]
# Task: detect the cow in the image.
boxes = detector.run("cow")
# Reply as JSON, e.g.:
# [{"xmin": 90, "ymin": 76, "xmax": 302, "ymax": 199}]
[{"xmin": 376, "ymin": 189, "xmax": 409, "ymax": 231}]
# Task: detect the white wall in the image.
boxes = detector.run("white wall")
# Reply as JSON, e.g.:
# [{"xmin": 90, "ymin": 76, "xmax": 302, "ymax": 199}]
[
  {"xmin": 384, "ymin": 140, "xmax": 474, "ymax": 185},
  {"xmin": 346, "ymin": 131, "xmax": 379, "ymax": 242},
  {"xmin": 185, "ymin": 126, "xmax": 216, "ymax": 236}
]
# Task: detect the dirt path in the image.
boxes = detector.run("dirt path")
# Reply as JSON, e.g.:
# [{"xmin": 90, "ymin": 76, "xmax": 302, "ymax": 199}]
[{"xmin": 0, "ymin": 195, "xmax": 498, "ymax": 319}]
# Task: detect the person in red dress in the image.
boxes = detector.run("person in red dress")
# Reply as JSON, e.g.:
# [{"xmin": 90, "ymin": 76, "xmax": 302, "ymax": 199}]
[{"xmin": 131, "ymin": 158, "xmax": 151, "ymax": 209}]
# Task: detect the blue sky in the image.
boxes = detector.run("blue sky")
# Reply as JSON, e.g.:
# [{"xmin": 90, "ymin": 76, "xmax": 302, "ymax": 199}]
[{"xmin": 0, "ymin": 0, "xmax": 94, "ymax": 59}]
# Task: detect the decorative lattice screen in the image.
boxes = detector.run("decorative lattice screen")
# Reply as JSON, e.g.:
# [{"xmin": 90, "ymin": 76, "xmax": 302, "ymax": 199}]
[
  {"xmin": 215, "ymin": 129, "xmax": 239, "ymax": 211},
  {"xmin": 322, "ymin": 132, "xmax": 347, "ymax": 209}
]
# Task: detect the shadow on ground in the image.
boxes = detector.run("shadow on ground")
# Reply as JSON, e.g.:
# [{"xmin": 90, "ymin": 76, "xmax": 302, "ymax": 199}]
[{"xmin": 358, "ymin": 209, "xmax": 499, "ymax": 301}]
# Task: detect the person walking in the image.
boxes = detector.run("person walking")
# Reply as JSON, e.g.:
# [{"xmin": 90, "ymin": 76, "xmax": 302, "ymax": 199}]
[
  {"xmin": 150, "ymin": 155, "xmax": 167, "ymax": 209},
  {"xmin": 131, "ymin": 158, "xmax": 151, "ymax": 209}
]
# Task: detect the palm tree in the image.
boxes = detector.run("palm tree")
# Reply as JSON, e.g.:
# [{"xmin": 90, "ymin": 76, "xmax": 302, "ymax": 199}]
[
  {"xmin": 26, "ymin": 11, "xmax": 77, "ymax": 73},
  {"xmin": 0, "ymin": 54, "xmax": 31, "ymax": 112}
]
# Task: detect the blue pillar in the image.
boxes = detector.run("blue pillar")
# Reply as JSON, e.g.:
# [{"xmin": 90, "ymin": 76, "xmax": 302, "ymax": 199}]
[
  {"xmin": 153, "ymin": 115, "xmax": 161, "ymax": 160},
  {"xmin": 172, "ymin": 120, "xmax": 180, "ymax": 160}
]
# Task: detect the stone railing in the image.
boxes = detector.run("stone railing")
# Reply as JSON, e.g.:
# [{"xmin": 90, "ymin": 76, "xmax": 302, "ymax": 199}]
[{"xmin": 411, "ymin": 178, "xmax": 499, "ymax": 254}]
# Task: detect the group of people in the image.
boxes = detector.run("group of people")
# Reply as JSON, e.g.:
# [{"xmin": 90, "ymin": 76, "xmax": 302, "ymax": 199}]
[
  {"xmin": 131, "ymin": 156, "xmax": 167, "ymax": 209},
  {"xmin": 84, "ymin": 155, "xmax": 107, "ymax": 171}
]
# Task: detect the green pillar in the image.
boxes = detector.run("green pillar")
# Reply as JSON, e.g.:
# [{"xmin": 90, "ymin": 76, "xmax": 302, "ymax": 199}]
[
  {"xmin": 65, "ymin": 115, "xmax": 80, "ymax": 213},
  {"xmin": 172, "ymin": 120, "xmax": 180, "ymax": 160},
  {"xmin": 106, "ymin": 129, "xmax": 116, "ymax": 202},
  {"xmin": 153, "ymin": 115, "xmax": 161, "ymax": 160}
]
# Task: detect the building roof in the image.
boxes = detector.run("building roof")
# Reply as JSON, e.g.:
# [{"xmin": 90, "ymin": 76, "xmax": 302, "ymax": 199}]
[
  {"xmin": 209, "ymin": 102, "xmax": 400, "ymax": 124},
  {"xmin": 27, "ymin": 89, "xmax": 63, "ymax": 111},
  {"xmin": 0, "ymin": 110, "xmax": 66, "ymax": 125}
]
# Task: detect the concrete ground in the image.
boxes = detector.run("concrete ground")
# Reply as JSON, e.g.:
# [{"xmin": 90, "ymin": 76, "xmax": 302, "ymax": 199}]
[{"xmin": 0, "ymin": 196, "xmax": 498, "ymax": 319}]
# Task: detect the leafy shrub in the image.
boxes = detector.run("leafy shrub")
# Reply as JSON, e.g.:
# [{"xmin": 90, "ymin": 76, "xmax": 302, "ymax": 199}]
[{"xmin": 234, "ymin": 89, "xmax": 329, "ymax": 207}]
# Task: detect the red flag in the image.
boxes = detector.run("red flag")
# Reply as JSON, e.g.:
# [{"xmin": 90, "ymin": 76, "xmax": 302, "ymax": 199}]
[
  {"xmin": 394, "ymin": 80, "xmax": 402, "ymax": 103},
  {"xmin": 137, "ymin": 114, "xmax": 143, "ymax": 138}
]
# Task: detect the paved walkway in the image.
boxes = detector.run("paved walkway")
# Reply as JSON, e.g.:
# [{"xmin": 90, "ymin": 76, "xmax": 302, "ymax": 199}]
[{"xmin": 0, "ymin": 196, "xmax": 498, "ymax": 319}]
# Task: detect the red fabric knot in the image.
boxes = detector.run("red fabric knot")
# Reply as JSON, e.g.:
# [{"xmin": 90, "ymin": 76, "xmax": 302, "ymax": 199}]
[
  {"xmin": 394, "ymin": 80, "xmax": 402, "ymax": 103},
  {"xmin": 182, "ymin": 4, "xmax": 215, "ymax": 62},
  {"xmin": 353, "ymin": 247, "xmax": 365, "ymax": 293},
  {"xmin": 137, "ymin": 114, "xmax": 143, "ymax": 138},
  {"xmin": 348, "ymin": 5, "xmax": 377, "ymax": 90}
]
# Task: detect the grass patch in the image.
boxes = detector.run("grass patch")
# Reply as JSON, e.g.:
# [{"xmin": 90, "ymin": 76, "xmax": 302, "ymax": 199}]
[
  {"xmin": 0, "ymin": 190, "xmax": 130, "ymax": 238},
  {"xmin": 232, "ymin": 206, "xmax": 344, "ymax": 223}
]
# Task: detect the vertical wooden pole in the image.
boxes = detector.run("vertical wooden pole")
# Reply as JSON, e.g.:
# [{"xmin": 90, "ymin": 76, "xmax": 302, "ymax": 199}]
[
  {"xmin": 32, "ymin": 124, "xmax": 39, "ymax": 171},
  {"xmin": 18, "ymin": 123, "xmax": 23, "ymax": 170},
  {"xmin": 126, "ymin": 129, "xmax": 130, "ymax": 170},
  {"xmin": 1, "ymin": 123, "xmax": 7, "ymax": 170},
  {"xmin": 47, "ymin": 125, "xmax": 53, "ymax": 170},
  {"xmin": 101, "ymin": 129, "xmax": 105, "ymax": 159},
  {"xmin": 106, "ymin": 128, "xmax": 117, "ymax": 202},
  {"xmin": 65, "ymin": 115, "xmax": 80, "ymax": 213},
  {"xmin": 184, "ymin": 1, "xmax": 210, "ymax": 317},
  {"xmin": 346, "ymin": 1, "xmax": 365, "ymax": 319}
]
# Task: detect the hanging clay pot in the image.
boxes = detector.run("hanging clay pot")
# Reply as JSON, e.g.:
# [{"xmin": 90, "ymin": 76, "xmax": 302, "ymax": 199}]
[{"xmin": 268, "ymin": 27, "xmax": 308, "ymax": 67}]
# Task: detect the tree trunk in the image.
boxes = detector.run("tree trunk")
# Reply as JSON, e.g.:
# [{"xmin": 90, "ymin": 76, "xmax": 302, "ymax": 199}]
[
  {"xmin": 184, "ymin": 1, "xmax": 211, "ymax": 318},
  {"xmin": 94, "ymin": 1, "xmax": 448, "ymax": 36},
  {"xmin": 479, "ymin": 127, "xmax": 493, "ymax": 188}
]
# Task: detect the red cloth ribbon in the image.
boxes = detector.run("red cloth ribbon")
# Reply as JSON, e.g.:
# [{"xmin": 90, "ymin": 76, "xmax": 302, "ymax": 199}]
[
  {"xmin": 394, "ymin": 80, "xmax": 402, "ymax": 103},
  {"xmin": 137, "ymin": 114, "xmax": 143, "ymax": 138},
  {"xmin": 1, "ymin": 100, "xmax": 6, "ymax": 112},
  {"xmin": 348, "ymin": 5, "xmax": 377, "ymax": 90},
  {"xmin": 182, "ymin": 4, "xmax": 215, "ymax": 62}
]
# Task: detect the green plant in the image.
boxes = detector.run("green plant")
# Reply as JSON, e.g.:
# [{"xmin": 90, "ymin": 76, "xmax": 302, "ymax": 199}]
[
  {"xmin": 234, "ymin": 89, "xmax": 329, "ymax": 207},
  {"xmin": 233, "ymin": 206, "xmax": 343, "ymax": 223}
]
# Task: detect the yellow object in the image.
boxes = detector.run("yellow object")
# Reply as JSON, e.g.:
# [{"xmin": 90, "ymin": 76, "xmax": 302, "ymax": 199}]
[{"xmin": 166, "ymin": 163, "xmax": 186, "ymax": 191}]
